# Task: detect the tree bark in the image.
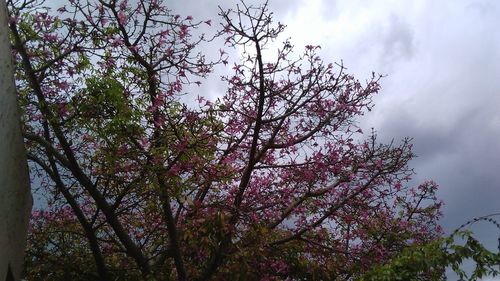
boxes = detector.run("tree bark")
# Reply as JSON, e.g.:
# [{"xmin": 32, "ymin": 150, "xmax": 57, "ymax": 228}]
[{"xmin": 0, "ymin": 1, "xmax": 32, "ymax": 280}]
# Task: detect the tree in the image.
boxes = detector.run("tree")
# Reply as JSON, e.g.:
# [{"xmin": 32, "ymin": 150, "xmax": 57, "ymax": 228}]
[
  {"xmin": 0, "ymin": 0, "xmax": 32, "ymax": 280},
  {"xmin": 360, "ymin": 216, "xmax": 500, "ymax": 281},
  {"xmin": 9, "ymin": 0, "xmax": 445, "ymax": 280}
]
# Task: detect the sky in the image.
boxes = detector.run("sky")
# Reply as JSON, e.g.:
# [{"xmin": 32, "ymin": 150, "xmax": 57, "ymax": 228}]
[{"xmin": 169, "ymin": 0, "xmax": 500, "ymax": 277}]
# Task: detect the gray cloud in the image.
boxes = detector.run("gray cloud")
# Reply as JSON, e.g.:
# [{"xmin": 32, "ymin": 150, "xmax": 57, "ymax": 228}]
[
  {"xmin": 356, "ymin": 2, "xmax": 500, "ymax": 267},
  {"xmin": 380, "ymin": 14, "xmax": 414, "ymax": 63}
]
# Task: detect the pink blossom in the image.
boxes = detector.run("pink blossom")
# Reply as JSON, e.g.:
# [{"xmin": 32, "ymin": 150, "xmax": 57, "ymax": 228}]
[{"xmin": 117, "ymin": 11, "xmax": 128, "ymax": 25}]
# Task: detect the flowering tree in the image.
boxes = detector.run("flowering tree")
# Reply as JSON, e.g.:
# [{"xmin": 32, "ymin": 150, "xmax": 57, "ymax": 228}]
[{"xmin": 10, "ymin": 0, "xmax": 445, "ymax": 280}]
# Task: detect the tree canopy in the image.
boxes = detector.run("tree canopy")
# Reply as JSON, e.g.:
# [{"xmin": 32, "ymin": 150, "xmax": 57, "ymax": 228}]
[{"xmin": 7, "ymin": 0, "xmax": 499, "ymax": 280}]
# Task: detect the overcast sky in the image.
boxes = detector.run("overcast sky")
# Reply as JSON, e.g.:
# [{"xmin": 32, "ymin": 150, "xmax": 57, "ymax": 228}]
[{"xmin": 170, "ymin": 0, "xmax": 500, "ymax": 277}]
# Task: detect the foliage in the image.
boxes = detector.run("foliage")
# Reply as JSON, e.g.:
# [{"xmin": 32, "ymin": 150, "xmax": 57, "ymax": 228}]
[
  {"xmin": 5, "ymin": 0, "xmax": 471, "ymax": 280},
  {"xmin": 360, "ymin": 230, "xmax": 500, "ymax": 281}
]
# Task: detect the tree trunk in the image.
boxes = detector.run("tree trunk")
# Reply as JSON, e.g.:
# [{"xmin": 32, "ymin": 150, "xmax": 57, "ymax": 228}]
[{"xmin": 0, "ymin": 1, "xmax": 32, "ymax": 280}]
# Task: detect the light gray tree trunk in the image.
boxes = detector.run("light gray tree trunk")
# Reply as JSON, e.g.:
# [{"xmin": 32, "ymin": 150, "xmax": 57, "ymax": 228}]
[{"xmin": 0, "ymin": 1, "xmax": 32, "ymax": 280}]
